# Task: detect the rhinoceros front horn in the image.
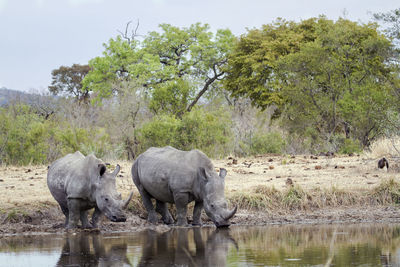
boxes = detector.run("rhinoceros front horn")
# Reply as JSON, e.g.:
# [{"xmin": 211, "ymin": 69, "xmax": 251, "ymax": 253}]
[
  {"xmin": 112, "ymin": 164, "xmax": 121, "ymax": 177},
  {"xmin": 122, "ymin": 192, "xmax": 133, "ymax": 209},
  {"xmin": 224, "ymin": 206, "xmax": 237, "ymax": 221}
]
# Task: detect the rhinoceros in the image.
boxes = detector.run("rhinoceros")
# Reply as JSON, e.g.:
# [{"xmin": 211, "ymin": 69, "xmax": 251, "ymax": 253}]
[
  {"xmin": 47, "ymin": 151, "xmax": 133, "ymax": 229},
  {"xmin": 131, "ymin": 146, "xmax": 237, "ymax": 227}
]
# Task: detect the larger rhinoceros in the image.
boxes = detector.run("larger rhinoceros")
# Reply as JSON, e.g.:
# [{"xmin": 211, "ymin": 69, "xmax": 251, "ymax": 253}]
[
  {"xmin": 131, "ymin": 146, "xmax": 237, "ymax": 227},
  {"xmin": 47, "ymin": 151, "xmax": 133, "ymax": 229}
]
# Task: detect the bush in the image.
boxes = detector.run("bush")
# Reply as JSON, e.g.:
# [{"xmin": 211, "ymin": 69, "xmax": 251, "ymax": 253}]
[
  {"xmin": 136, "ymin": 114, "xmax": 180, "ymax": 149},
  {"xmin": 0, "ymin": 105, "xmax": 51, "ymax": 165},
  {"xmin": 249, "ymin": 132, "xmax": 285, "ymax": 155},
  {"xmin": 338, "ymin": 138, "xmax": 362, "ymax": 154},
  {"xmin": 53, "ymin": 126, "xmax": 111, "ymax": 159},
  {"xmin": 137, "ymin": 108, "xmax": 233, "ymax": 158},
  {"xmin": 0, "ymin": 104, "xmax": 112, "ymax": 165}
]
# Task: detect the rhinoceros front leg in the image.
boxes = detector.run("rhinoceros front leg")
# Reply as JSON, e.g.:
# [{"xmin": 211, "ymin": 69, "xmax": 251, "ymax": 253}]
[
  {"xmin": 80, "ymin": 210, "xmax": 93, "ymax": 229},
  {"xmin": 174, "ymin": 192, "xmax": 189, "ymax": 226},
  {"xmin": 91, "ymin": 207, "xmax": 102, "ymax": 228},
  {"xmin": 192, "ymin": 201, "xmax": 203, "ymax": 226},
  {"xmin": 66, "ymin": 199, "xmax": 81, "ymax": 229},
  {"xmin": 156, "ymin": 200, "xmax": 174, "ymax": 225}
]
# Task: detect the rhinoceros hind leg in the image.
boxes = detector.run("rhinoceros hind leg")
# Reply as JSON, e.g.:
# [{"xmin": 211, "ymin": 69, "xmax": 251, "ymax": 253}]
[
  {"xmin": 174, "ymin": 193, "xmax": 189, "ymax": 226},
  {"xmin": 59, "ymin": 204, "xmax": 69, "ymax": 227},
  {"xmin": 156, "ymin": 200, "xmax": 174, "ymax": 224},
  {"xmin": 137, "ymin": 185, "xmax": 158, "ymax": 224}
]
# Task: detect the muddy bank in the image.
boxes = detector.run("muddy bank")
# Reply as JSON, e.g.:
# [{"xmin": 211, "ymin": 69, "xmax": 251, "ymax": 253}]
[{"xmin": 1, "ymin": 204, "xmax": 400, "ymax": 236}]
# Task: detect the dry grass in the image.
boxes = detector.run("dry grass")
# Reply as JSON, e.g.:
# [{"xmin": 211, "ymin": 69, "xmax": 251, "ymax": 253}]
[
  {"xmin": 0, "ymin": 153, "xmax": 399, "ymax": 217},
  {"xmin": 227, "ymin": 178, "xmax": 400, "ymax": 212},
  {"xmin": 365, "ymin": 136, "xmax": 400, "ymax": 159}
]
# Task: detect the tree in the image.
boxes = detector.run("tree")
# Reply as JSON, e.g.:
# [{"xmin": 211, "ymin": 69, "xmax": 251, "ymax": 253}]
[
  {"xmin": 225, "ymin": 17, "xmax": 398, "ymax": 149},
  {"xmin": 83, "ymin": 23, "xmax": 235, "ymax": 116},
  {"xmin": 49, "ymin": 64, "xmax": 91, "ymax": 103},
  {"xmin": 224, "ymin": 18, "xmax": 318, "ymax": 109},
  {"xmin": 374, "ymin": 8, "xmax": 400, "ymax": 47}
]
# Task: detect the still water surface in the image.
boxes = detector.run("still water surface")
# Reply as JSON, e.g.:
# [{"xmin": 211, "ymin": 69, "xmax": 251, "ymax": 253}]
[{"xmin": 0, "ymin": 224, "xmax": 399, "ymax": 266}]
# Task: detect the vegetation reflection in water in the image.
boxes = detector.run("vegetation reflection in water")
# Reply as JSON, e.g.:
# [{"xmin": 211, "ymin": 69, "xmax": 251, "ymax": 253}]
[{"xmin": 1, "ymin": 224, "xmax": 400, "ymax": 266}]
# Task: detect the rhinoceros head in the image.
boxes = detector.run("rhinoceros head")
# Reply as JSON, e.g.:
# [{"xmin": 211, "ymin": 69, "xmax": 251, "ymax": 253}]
[
  {"xmin": 94, "ymin": 164, "xmax": 133, "ymax": 222},
  {"xmin": 199, "ymin": 167, "xmax": 237, "ymax": 227}
]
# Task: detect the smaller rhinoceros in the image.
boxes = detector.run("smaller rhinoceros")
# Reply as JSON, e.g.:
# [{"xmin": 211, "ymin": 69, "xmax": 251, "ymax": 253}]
[
  {"xmin": 47, "ymin": 151, "xmax": 133, "ymax": 229},
  {"xmin": 131, "ymin": 146, "xmax": 237, "ymax": 227}
]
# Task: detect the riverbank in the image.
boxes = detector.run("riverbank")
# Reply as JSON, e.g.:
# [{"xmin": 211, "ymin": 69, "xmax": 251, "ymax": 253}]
[{"xmin": 1, "ymin": 154, "xmax": 399, "ymax": 235}]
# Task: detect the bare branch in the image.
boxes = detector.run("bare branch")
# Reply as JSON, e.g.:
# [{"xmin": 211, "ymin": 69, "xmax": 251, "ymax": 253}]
[{"xmin": 117, "ymin": 20, "xmax": 141, "ymax": 44}]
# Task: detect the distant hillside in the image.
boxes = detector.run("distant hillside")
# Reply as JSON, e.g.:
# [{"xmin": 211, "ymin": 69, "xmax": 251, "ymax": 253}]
[
  {"xmin": 0, "ymin": 87, "xmax": 31, "ymax": 106},
  {"xmin": 0, "ymin": 87, "xmax": 55, "ymax": 106}
]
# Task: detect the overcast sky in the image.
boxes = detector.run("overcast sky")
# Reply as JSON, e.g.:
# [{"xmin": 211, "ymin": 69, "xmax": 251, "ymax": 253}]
[{"xmin": 0, "ymin": 0, "xmax": 397, "ymax": 92}]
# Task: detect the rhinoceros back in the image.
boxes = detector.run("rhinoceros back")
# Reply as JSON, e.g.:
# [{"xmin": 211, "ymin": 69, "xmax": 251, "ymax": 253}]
[
  {"xmin": 135, "ymin": 146, "xmax": 214, "ymax": 203},
  {"xmin": 47, "ymin": 151, "xmax": 87, "ymax": 206}
]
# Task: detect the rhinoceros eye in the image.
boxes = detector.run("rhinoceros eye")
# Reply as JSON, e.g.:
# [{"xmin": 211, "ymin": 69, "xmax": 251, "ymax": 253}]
[{"xmin": 105, "ymin": 197, "xmax": 109, "ymax": 202}]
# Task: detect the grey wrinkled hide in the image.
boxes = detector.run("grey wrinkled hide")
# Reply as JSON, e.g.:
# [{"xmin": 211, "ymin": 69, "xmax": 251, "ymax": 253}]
[
  {"xmin": 132, "ymin": 146, "xmax": 237, "ymax": 227},
  {"xmin": 47, "ymin": 151, "xmax": 133, "ymax": 229}
]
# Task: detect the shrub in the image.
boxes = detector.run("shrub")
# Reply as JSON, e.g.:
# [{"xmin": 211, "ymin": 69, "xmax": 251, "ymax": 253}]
[
  {"xmin": 249, "ymin": 132, "xmax": 286, "ymax": 155},
  {"xmin": 136, "ymin": 108, "xmax": 233, "ymax": 158},
  {"xmin": 0, "ymin": 105, "xmax": 51, "ymax": 165},
  {"xmin": 0, "ymin": 104, "xmax": 112, "ymax": 165},
  {"xmin": 136, "ymin": 114, "xmax": 180, "ymax": 150},
  {"xmin": 338, "ymin": 138, "xmax": 362, "ymax": 154}
]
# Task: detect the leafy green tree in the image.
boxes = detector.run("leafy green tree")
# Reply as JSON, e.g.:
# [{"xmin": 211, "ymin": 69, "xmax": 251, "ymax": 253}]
[
  {"xmin": 224, "ymin": 18, "xmax": 319, "ymax": 109},
  {"xmin": 225, "ymin": 17, "xmax": 397, "ymax": 148},
  {"xmin": 49, "ymin": 64, "xmax": 91, "ymax": 103},
  {"xmin": 83, "ymin": 23, "xmax": 235, "ymax": 116},
  {"xmin": 279, "ymin": 18, "xmax": 394, "ymax": 147}
]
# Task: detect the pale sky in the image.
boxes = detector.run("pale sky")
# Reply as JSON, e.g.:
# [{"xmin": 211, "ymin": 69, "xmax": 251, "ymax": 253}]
[{"xmin": 0, "ymin": 0, "xmax": 397, "ymax": 92}]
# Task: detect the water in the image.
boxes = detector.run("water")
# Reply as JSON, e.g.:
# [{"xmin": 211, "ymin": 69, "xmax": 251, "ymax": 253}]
[{"xmin": 0, "ymin": 224, "xmax": 400, "ymax": 266}]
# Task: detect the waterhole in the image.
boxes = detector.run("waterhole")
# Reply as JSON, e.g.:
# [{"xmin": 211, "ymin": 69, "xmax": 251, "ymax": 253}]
[{"xmin": 0, "ymin": 223, "xmax": 399, "ymax": 266}]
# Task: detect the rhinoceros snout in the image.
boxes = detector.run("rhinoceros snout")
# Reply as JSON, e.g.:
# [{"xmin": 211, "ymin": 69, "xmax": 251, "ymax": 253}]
[
  {"xmin": 111, "ymin": 215, "xmax": 127, "ymax": 222},
  {"xmin": 215, "ymin": 221, "xmax": 231, "ymax": 228}
]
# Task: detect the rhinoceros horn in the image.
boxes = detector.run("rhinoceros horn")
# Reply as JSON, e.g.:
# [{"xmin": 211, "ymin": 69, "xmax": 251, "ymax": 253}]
[
  {"xmin": 122, "ymin": 192, "xmax": 133, "ymax": 209},
  {"xmin": 112, "ymin": 164, "xmax": 121, "ymax": 177},
  {"xmin": 224, "ymin": 206, "xmax": 237, "ymax": 220}
]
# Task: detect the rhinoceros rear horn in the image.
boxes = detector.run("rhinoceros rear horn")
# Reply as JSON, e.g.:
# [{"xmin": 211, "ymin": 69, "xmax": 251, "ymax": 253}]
[
  {"xmin": 224, "ymin": 206, "xmax": 237, "ymax": 221},
  {"xmin": 123, "ymin": 192, "xmax": 133, "ymax": 209},
  {"xmin": 112, "ymin": 164, "xmax": 121, "ymax": 177}
]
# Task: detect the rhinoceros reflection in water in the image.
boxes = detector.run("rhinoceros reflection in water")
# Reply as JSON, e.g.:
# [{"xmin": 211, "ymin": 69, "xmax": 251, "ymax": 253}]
[
  {"xmin": 138, "ymin": 228, "xmax": 238, "ymax": 267},
  {"xmin": 56, "ymin": 233, "xmax": 130, "ymax": 267}
]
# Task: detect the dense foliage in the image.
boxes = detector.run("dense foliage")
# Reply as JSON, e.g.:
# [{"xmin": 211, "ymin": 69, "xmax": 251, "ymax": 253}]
[
  {"xmin": 82, "ymin": 23, "xmax": 234, "ymax": 116},
  {"xmin": 225, "ymin": 17, "xmax": 399, "ymax": 151},
  {"xmin": 0, "ymin": 104, "xmax": 110, "ymax": 165}
]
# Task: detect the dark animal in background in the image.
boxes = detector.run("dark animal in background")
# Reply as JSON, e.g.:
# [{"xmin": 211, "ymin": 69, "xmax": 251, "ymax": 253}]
[
  {"xmin": 378, "ymin": 158, "xmax": 389, "ymax": 170},
  {"xmin": 285, "ymin": 178, "xmax": 293, "ymax": 187}
]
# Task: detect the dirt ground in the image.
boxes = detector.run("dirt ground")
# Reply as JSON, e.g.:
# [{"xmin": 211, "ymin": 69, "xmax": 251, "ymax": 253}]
[{"xmin": 0, "ymin": 153, "xmax": 399, "ymax": 236}]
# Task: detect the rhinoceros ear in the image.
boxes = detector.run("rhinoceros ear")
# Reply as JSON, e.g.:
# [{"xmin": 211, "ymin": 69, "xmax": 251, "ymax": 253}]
[
  {"xmin": 198, "ymin": 167, "xmax": 209, "ymax": 183},
  {"xmin": 98, "ymin": 164, "xmax": 107, "ymax": 177},
  {"xmin": 219, "ymin": 168, "xmax": 227, "ymax": 179}
]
